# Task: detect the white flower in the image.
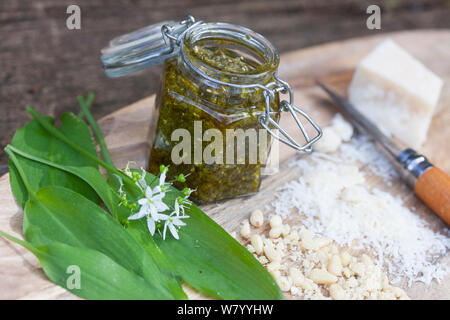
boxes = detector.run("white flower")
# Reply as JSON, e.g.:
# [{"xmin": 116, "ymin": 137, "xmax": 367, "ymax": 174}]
[
  {"xmin": 137, "ymin": 168, "xmax": 147, "ymax": 189},
  {"xmin": 146, "ymin": 215, "xmax": 157, "ymax": 236},
  {"xmin": 121, "ymin": 164, "xmax": 191, "ymax": 240},
  {"xmin": 154, "ymin": 167, "xmax": 169, "ymax": 194},
  {"xmin": 137, "ymin": 177, "xmax": 148, "ymax": 191},
  {"xmin": 113, "ymin": 174, "xmax": 124, "ymax": 194},
  {"xmin": 174, "ymin": 197, "xmax": 192, "ymax": 217},
  {"xmin": 160, "ymin": 167, "xmax": 167, "ymax": 185},
  {"xmin": 159, "ymin": 212, "xmax": 189, "ymax": 240},
  {"xmin": 123, "ymin": 161, "xmax": 136, "ymax": 178},
  {"xmin": 128, "ymin": 186, "xmax": 169, "ymax": 235}
]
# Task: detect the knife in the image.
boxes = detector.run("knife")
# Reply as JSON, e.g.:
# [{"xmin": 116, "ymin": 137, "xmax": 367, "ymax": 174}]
[{"xmin": 317, "ymin": 81, "xmax": 450, "ymax": 225}]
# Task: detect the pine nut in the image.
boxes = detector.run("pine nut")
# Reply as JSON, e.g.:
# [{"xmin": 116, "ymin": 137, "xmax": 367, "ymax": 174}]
[
  {"xmin": 270, "ymin": 269, "xmax": 281, "ymax": 279},
  {"xmin": 308, "ymin": 269, "xmax": 338, "ymax": 285},
  {"xmin": 289, "ymin": 267, "xmax": 305, "ymax": 286},
  {"xmin": 240, "ymin": 221, "xmax": 251, "ymax": 239},
  {"xmin": 269, "ymin": 226, "xmax": 283, "ymax": 239},
  {"xmin": 286, "ymin": 230, "xmax": 299, "ymax": 242},
  {"xmin": 340, "ymin": 250, "xmax": 352, "ymax": 267},
  {"xmin": 281, "ymin": 224, "xmax": 291, "ymax": 237},
  {"xmin": 328, "ymin": 244, "xmax": 339, "ymax": 255},
  {"xmin": 297, "ymin": 279, "xmax": 313, "ymax": 291},
  {"xmin": 315, "ymin": 237, "xmax": 332, "ymax": 248},
  {"xmin": 246, "ymin": 244, "xmax": 255, "ymax": 253},
  {"xmin": 264, "ymin": 242, "xmax": 281, "ymax": 262},
  {"xmin": 350, "ymin": 262, "xmax": 365, "ymax": 277},
  {"xmin": 267, "ymin": 261, "xmax": 281, "ymax": 273},
  {"xmin": 301, "ymin": 238, "xmax": 319, "ymax": 251},
  {"xmin": 317, "ymin": 249, "xmax": 329, "ymax": 265},
  {"xmin": 342, "ymin": 267, "xmax": 353, "ymax": 278},
  {"xmin": 250, "ymin": 234, "xmax": 263, "ymax": 255},
  {"xmin": 269, "ymin": 215, "xmax": 282, "ymax": 228},
  {"xmin": 277, "ymin": 276, "xmax": 292, "ymax": 292},
  {"xmin": 299, "ymin": 229, "xmax": 313, "ymax": 241},
  {"xmin": 329, "ymin": 284, "xmax": 348, "ymax": 300},
  {"xmin": 390, "ymin": 286, "xmax": 407, "ymax": 298},
  {"xmin": 258, "ymin": 255, "xmax": 268, "ymax": 265},
  {"xmin": 327, "ymin": 255, "xmax": 342, "ymax": 276},
  {"xmin": 250, "ymin": 209, "xmax": 264, "ymax": 227}
]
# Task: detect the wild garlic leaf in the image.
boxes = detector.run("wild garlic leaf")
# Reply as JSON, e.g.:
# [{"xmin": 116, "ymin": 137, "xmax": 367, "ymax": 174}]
[
  {"xmin": 7, "ymin": 145, "xmax": 124, "ymax": 220},
  {"xmin": 6, "ymin": 145, "xmax": 185, "ymax": 299},
  {"xmin": 110, "ymin": 171, "xmax": 284, "ymax": 300},
  {"xmin": 19, "ymin": 103, "xmax": 282, "ymax": 299},
  {"xmin": 0, "ymin": 230, "xmax": 172, "ymax": 300},
  {"xmin": 23, "ymin": 185, "xmax": 186, "ymax": 299},
  {"xmin": 9, "ymin": 113, "xmax": 99, "ymax": 208}
]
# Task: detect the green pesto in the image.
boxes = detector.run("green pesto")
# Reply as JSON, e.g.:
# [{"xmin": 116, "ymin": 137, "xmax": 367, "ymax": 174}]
[{"xmin": 148, "ymin": 43, "xmax": 280, "ymax": 203}]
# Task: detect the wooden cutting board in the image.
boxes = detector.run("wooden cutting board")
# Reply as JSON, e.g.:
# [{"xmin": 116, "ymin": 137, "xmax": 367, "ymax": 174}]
[{"xmin": 1, "ymin": 30, "xmax": 449, "ymax": 300}]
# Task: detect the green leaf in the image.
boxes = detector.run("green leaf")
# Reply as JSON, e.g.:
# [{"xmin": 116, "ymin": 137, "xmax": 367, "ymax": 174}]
[
  {"xmin": 6, "ymin": 146, "xmax": 185, "ymax": 298},
  {"xmin": 22, "ymin": 185, "xmax": 185, "ymax": 299},
  {"xmin": 114, "ymin": 171, "xmax": 284, "ymax": 300},
  {"xmin": 77, "ymin": 93, "xmax": 115, "ymax": 169},
  {"xmin": 0, "ymin": 230, "xmax": 171, "ymax": 300},
  {"xmin": 6, "ymin": 146, "xmax": 186, "ymax": 299},
  {"xmin": 20, "ymin": 104, "xmax": 283, "ymax": 299},
  {"xmin": 7, "ymin": 145, "xmax": 123, "ymax": 220},
  {"xmin": 9, "ymin": 113, "xmax": 99, "ymax": 208},
  {"xmin": 13, "ymin": 141, "xmax": 282, "ymax": 299}
]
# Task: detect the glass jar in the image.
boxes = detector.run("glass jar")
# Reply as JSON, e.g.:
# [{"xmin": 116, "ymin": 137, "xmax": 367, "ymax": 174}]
[{"xmin": 102, "ymin": 16, "xmax": 322, "ymax": 203}]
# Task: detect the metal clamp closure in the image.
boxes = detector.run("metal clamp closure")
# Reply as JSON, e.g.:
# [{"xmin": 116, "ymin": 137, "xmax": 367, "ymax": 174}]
[{"xmin": 258, "ymin": 74, "xmax": 322, "ymax": 152}]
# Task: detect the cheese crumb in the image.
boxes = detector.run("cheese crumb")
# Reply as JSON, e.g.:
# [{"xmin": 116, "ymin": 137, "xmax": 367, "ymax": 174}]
[
  {"xmin": 313, "ymin": 127, "xmax": 342, "ymax": 153},
  {"xmin": 331, "ymin": 113, "xmax": 354, "ymax": 142}
]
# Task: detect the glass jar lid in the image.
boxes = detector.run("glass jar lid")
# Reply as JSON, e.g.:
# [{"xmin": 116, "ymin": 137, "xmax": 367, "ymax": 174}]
[{"xmin": 101, "ymin": 19, "xmax": 192, "ymax": 78}]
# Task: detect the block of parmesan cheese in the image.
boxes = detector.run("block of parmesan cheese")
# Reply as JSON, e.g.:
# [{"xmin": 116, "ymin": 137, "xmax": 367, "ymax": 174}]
[{"xmin": 348, "ymin": 39, "xmax": 443, "ymax": 149}]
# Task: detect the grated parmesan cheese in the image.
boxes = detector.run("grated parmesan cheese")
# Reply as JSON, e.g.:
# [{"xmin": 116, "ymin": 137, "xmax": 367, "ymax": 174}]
[
  {"xmin": 272, "ymin": 143, "xmax": 450, "ymax": 286},
  {"xmin": 339, "ymin": 135, "xmax": 398, "ymax": 182}
]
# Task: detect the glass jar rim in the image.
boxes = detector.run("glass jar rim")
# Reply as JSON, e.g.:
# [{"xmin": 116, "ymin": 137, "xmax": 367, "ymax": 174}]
[{"xmin": 180, "ymin": 22, "xmax": 280, "ymax": 85}]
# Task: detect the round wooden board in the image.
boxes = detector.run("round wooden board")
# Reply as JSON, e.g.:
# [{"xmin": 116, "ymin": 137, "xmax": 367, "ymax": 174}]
[{"xmin": 1, "ymin": 30, "xmax": 449, "ymax": 300}]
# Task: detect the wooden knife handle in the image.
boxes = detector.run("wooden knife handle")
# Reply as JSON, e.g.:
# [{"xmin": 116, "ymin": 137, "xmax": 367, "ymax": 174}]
[{"xmin": 414, "ymin": 167, "xmax": 450, "ymax": 225}]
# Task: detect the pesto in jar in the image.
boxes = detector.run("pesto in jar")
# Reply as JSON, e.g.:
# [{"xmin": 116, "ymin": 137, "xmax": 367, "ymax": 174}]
[
  {"xmin": 148, "ymin": 37, "xmax": 280, "ymax": 203},
  {"xmin": 102, "ymin": 19, "xmax": 321, "ymax": 203}
]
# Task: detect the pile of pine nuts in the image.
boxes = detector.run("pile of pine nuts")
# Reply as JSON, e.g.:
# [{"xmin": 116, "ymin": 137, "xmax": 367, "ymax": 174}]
[{"xmin": 237, "ymin": 209, "xmax": 409, "ymax": 300}]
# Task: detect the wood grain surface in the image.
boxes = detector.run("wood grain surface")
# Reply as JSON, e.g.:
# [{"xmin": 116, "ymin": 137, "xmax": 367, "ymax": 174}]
[
  {"xmin": 0, "ymin": 30, "xmax": 449, "ymax": 300},
  {"xmin": 2, "ymin": 0, "xmax": 450, "ymax": 175}
]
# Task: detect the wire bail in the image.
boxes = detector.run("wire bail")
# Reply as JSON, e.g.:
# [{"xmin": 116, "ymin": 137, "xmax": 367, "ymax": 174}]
[
  {"xmin": 258, "ymin": 74, "xmax": 322, "ymax": 152},
  {"xmin": 161, "ymin": 15, "xmax": 201, "ymax": 52},
  {"xmin": 164, "ymin": 16, "xmax": 322, "ymax": 153}
]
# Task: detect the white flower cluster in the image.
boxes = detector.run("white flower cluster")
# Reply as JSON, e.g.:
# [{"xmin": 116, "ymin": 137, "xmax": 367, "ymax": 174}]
[{"xmin": 118, "ymin": 164, "xmax": 192, "ymax": 240}]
